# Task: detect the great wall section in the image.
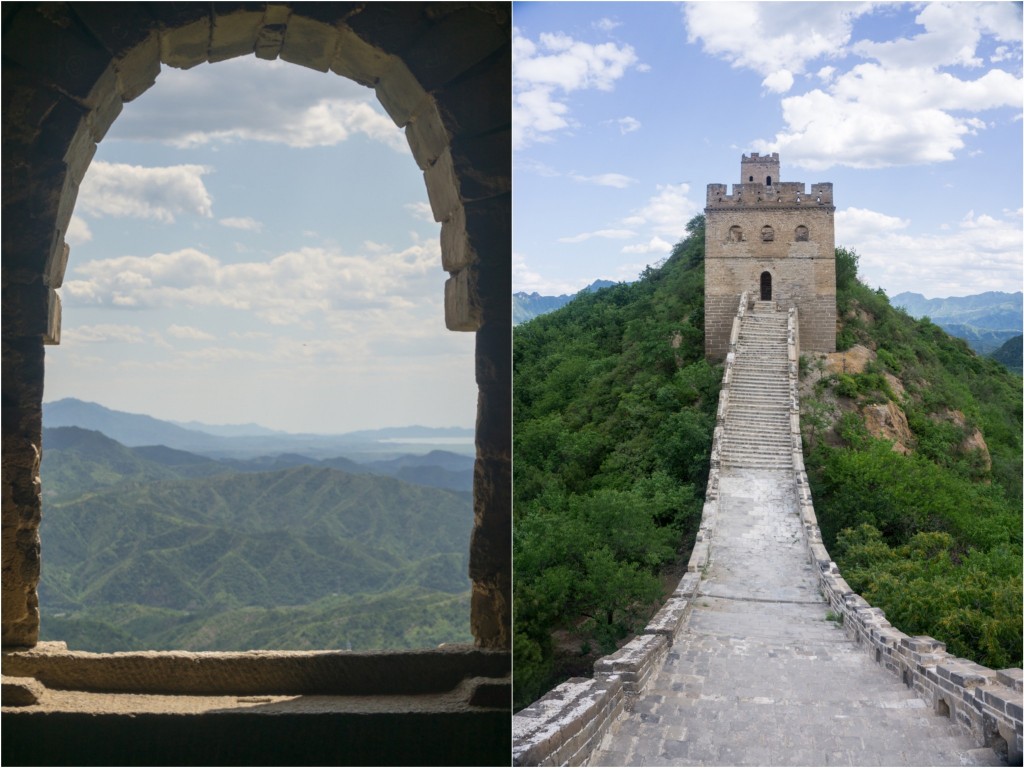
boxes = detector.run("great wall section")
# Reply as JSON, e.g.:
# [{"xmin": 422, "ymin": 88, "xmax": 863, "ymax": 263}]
[{"xmin": 512, "ymin": 294, "xmax": 1023, "ymax": 767}]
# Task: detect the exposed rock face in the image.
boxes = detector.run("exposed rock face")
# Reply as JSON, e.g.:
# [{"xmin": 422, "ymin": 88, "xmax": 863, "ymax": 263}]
[
  {"xmin": 931, "ymin": 409, "xmax": 992, "ymax": 473},
  {"xmin": 1, "ymin": 675, "xmax": 45, "ymax": 706},
  {"xmin": 826, "ymin": 344, "xmax": 876, "ymax": 375},
  {"xmin": 861, "ymin": 402, "xmax": 913, "ymax": 454}
]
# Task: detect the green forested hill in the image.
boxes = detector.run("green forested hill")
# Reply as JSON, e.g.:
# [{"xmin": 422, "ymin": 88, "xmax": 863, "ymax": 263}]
[
  {"xmin": 513, "ymin": 219, "xmax": 1022, "ymax": 710},
  {"xmin": 514, "ymin": 216, "xmax": 717, "ymax": 708},
  {"xmin": 39, "ymin": 438, "xmax": 473, "ymax": 652},
  {"xmin": 805, "ymin": 249, "xmax": 1022, "ymax": 670}
]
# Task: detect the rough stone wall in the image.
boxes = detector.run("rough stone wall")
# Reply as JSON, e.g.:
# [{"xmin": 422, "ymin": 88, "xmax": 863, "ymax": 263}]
[
  {"xmin": 2, "ymin": 3, "xmax": 510, "ymax": 650},
  {"xmin": 787, "ymin": 315, "xmax": 1023, "ymax": 765},
  {"xmin": 705, "ymin": 155, "xmax": 836, "ymax": 360}
]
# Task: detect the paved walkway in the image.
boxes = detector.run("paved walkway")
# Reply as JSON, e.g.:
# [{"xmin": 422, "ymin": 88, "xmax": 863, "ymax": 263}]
[{"xmin": 589, "ymin": 306, "xmax": 1002, "ymax": 766}]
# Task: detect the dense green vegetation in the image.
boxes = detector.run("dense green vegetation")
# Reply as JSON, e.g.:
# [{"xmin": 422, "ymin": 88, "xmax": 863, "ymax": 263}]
[
  {"xmin": 807, "ymin": 248, "xmax": 1022, "ymax": 669},
  {"xmin": 514, "ymin": 227, "xmax": 1022, "ymax": 710},
  {"xmin": 513, "ymin": 216, "xmax": 718, "ymax": 709},
  {"xmin": 39, "ymin": 429, "xmax": 473, "ymax": 651}
]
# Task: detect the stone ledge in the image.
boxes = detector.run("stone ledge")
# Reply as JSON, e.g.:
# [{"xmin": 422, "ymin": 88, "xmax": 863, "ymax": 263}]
[{"xmin": 1, "ymin": 643, "xmax": 509, "ymax": 697}]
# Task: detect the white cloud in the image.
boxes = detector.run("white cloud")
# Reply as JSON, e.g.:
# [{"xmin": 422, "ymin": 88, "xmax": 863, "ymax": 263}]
[
  {"xmin": 62, "ymin": 241, "xmax": 445, "ymax": 327},
  {"xmin": 684, "ymin": 3, "xmax": 871, "ymax": 78},
  {"xmin": 838, "ymin": 207, "xmax": 1022, "ymax": 297},
  {"xmin": 167, "ymin": 324, "xmax": 215, "ymax": 341},
  {"xmin": 710, "ymin": 3, "xmax": 1024, "ymax": 170},
  {"xmin": 762, "ymin": 69, "xmax": 794, "ymax": 94},
  {"xmin": 404, "ymin": 201, "xmax": 435, "ymax": 222},
  {"xmin": 78, "ymin": 162, "xmax": 213, "ymax": 223},
  {"xmin": 594, "ymin": 18, "xmax": 620, "ymax": 33},
  {"xmin": 621, "ymin": 183, "xmax": 701, "ymax": 237},
  {"xmin": 617, "ymin": 116, "xmax": 641, "ymax": 134},
  {"xmin": 836, "ymin": 207, "xmax": 910, "ymax": 242},
  {"xmin": 62, "ymin": 324, "xmax": 147, "ymax": 344},
  {"xmin": 557, "ymin": 228, "xmax": 636, "ymax": 244},
  {"xmin": 219, "ymin": 216, "xmax": 262, "ymax": 232},
  {"xmin": 513, "ymin": 252, "xmax": 586, "ymax": 295},
  {"xmin": 621, "ymin": 236, "xmax": 672, "ymax": 255},
  {"xmin": 514, "ymin": 28, "xmax": 642, "ymax": 148},
  {"xmin": 110, "ymin": 57, "xmax": 407, "ymax": 152},
  {"xmin": 570, "ymin": 172, "xmax": 637, "ymax": 188},
  {"xmin": 66, "ymin": 215, "xmax": 93, "ymax": 246},
  {"xmin": 852, "ymin": 3, "xmax": 1022, "ymax": 70},
  {"xmin": 753, "ymin": 63, "xmax": 1022, "ymax": 170}
]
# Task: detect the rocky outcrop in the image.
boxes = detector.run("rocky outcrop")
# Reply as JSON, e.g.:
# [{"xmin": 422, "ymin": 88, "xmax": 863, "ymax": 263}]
[
  {"xmin": 930, "ymin": 409, "xmax": 992, "ymax": 473},
  {"xmin": 861, "ymin": 402, "xmax": 913, "ymax": 454},
  {"xmin": 825, "ymin": 344, "xmax": 875, "ymax": 375}
]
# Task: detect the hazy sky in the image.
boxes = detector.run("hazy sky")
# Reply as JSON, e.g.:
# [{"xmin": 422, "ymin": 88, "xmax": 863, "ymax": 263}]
[
  {"xmin": 48, "ymin": 56, "xmax": 476, "ymax": 434},
  {"xmin": 513, "ymin": 2, "xmax": 1023, "ymax": 298}
]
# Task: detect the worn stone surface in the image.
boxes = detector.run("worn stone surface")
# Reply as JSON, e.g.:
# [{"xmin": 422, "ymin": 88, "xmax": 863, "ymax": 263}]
[
  {"xmin": 1, "ymin": 675, "xmax": 45, "ymax": 706},
  {"xmin": 825, "ymin": 343, "xmax": 876, "ymax": 375}
]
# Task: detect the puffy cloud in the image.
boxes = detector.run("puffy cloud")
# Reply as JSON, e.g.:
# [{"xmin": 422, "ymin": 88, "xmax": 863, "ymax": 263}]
[
  {"xmin": 616, "ymin": 116, "xmax": 641, "ymax": 134},
  {"xmin": 852, "ymin": 3, "xmax": 1022, "ymax": 69},
  {"xmin": 66, "ymin": 215, "xmax": 93, "ymax": 246},
  {"xmin": 111, "ymin": 57, "xmax": 406, "ymax": 152},
  {"xmin": 753, "ymin": 63, "xmax": 1022, "ymax": 170},
  {"xmin": 839, "ymin": 207, "xmax": 1022, "ymax": 297},
  {"xmin": 514, "ymin": 28, "xmax": 641, "ymax": 148},
  {"xmin": 594, "ymin": 18, "xmax": 621, "ymax": 33},
  {"xmin": 701, "ymin": 4, "xmax": 1024, "ymax": 170},
  {"xmin": 621, "ymin": 236, "xmax": 672, "ymax": 255},
  {"xmin": 62, "ymin": 241, "xmax": 445, "ymax": 326},
  {"xmin": 621, "ymin": 183, "xmax": 702, "ymax": 237},
  {"xmin": 78, "ymin": 162, "xmax": 213, "ymax": 223},
  {"xmin": 684, "ymin": 3, "xmax": 871, "ymax": 78},
  {"xmin": 762, "ymin": 69, "xmax": 795, "ymax": 94},
  {"xmin": 570, "ymin": 172, "xmax": 637, "ymax": 188},
  {"xmin": 558, "ymin": 228, "xmax": 636, "ymax": 244},
  {"xmin": 219, "ymin": 216, "xmax": 262, "ymax": 232}
]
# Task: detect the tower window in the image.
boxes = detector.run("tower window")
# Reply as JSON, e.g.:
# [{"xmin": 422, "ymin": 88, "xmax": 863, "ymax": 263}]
[
  {"xmin": 748, "ymin": 175, "xmax": 753, "ymax": 182},
  {"xmin": 728, "ymin": 225, "xmax": 743, "ymax": 242},
  {"xmin": 766, "ymin": 175, "xmax": 772, "ymax": 186},
  {"xmin": 761, "ymin": 225, "xmax": 774, "ymax": 242},
  {"xmin": 795, "ymin": 225, "xmax": 809, "ymax": 242}
]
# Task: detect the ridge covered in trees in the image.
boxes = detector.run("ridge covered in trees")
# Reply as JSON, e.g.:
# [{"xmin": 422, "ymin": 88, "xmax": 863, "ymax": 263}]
[{"xmin": 513, "ymin": 218, "xmax": 1022, "ymax": 710}]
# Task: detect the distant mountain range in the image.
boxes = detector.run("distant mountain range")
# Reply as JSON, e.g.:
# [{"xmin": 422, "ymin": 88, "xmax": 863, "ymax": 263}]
[
  {"xmin": 43, "ymin": 398, "xmax": 475, "ymax": 460},
  {"xmin": 39, "ymin": 426, "xmax": 474, "ymax": 652},
  {"xmin": 514, "ymin": 279, "xmax": 618, "ymax": 325},
  {"xmin": 891, "ymin": 291, "xmax": 1022, "ymax": 355}
]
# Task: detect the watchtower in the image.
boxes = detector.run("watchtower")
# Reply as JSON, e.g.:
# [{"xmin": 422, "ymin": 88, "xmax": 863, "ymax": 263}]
[{"xmin": 704, "ymin": 153, "xmax": 836, "ymax": 359}]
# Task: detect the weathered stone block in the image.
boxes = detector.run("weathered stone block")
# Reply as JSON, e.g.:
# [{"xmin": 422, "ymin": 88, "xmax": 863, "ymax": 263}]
[
  {"xmin": 444, "ymin": 267, "xmax": 481, "ymax": 332},
  {"xmin": 280, "ymin": 14, "xmax": 339, "ymax": 72}
]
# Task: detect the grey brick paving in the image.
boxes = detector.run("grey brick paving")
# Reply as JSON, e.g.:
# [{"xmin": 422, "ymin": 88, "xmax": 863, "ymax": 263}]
[{"xmin": 589, "ymin": 307, "xmax": 1003, "ymax": 767}]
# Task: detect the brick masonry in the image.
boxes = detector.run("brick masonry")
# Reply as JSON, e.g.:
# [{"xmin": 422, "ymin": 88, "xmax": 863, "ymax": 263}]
[{"xmin": 705, "ymin": 153, "xmax": 836, "ymax": 360}]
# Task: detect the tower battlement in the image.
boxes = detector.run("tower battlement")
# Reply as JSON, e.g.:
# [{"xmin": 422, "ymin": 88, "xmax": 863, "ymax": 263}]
[{"xmin": 708, "ymin": 153, "xmax": 833, "ymax": 207}]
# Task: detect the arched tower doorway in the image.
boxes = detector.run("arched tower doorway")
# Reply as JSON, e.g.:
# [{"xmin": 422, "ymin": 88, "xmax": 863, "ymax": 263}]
[{"xmin": 760, "ymin": 271, "xmax": 772, "ymax": 301}]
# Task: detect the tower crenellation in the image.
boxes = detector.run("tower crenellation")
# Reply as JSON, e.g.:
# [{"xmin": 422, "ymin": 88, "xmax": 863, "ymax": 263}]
[{"xmin": 704, "ymin": 153, "xmax": 837, "ymax": 359}]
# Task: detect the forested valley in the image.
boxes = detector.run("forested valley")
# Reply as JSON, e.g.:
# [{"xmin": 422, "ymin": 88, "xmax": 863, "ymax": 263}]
[{"xmin": 513, "ymin": 216, "xmax": 1022, "ymax": 710}]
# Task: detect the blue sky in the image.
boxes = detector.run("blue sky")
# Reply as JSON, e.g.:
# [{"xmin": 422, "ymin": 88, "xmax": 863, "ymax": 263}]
[
  {"xmin": 49, "ymin": 57, "xmax": 476, "ymax": 434},
  {"xmin": 513, "ymin": 2, "xmax": 1023, "ymax": 299}
]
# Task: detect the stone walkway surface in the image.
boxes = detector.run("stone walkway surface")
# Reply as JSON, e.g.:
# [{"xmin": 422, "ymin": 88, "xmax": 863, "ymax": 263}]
[{"xmin": 589, "ymin": 470, "xmax": 1004, "ymax": 766}]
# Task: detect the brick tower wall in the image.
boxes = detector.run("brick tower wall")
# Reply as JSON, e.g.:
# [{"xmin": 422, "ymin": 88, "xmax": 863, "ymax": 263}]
[{"xmin": 704, "ymin": 156, "xmax": 836, "ymax": 359}]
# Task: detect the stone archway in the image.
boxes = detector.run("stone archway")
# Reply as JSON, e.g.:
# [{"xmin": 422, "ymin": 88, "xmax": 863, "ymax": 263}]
[
  {"xmin": 2, "ymin": 3, "xmax": 510, "ymax": 651},
  {"xmin": 760, "ymin": 271, "xmax": 772, "ymax": 301}
]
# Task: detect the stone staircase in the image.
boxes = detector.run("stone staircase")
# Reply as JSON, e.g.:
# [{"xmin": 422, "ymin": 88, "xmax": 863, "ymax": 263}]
[{"xmin": 719, "ymin": 301, "xmax": 791, "ymax": 470}]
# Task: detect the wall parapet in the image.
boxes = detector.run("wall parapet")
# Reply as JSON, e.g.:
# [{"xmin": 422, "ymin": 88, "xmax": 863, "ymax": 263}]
[
  {"xmin": 511, "ymin": 293, "xmax": 745, "ymax": 766},
  {"xmin": 787, "ymin": 318, "xmax": 1023, "ymax": 765}
]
